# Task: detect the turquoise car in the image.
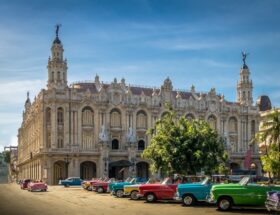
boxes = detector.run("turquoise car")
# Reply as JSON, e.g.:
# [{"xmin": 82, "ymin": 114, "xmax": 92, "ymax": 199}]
[
  {"xmin": 175, "ymin": 177, "xmax": 213, "ymax": 206},
  {"xmin": 59, "ymin": 177, "xmax": 83, "ymax": 187},
  {"xmin": 111, "ymin": 177, "xmax": 147, "ymax": 198}
]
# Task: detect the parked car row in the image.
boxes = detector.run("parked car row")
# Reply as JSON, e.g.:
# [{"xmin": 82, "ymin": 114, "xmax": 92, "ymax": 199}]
[
  {"xmin": 78, "ymin": 175, "xmax": 280, "ymax": 212},
  {"xmin": 19, "ymin": 179, "xmax": 48, "ymax": 192}
]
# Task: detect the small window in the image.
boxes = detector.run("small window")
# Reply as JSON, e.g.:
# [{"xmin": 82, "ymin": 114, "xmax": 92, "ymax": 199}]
[
  {"xmin": 138, "ymin": 140, "xmax": 145, "ymax": 150},
  {"xmin": 112, "ymin": 139, "xmax": 119, "ymax": 150}
]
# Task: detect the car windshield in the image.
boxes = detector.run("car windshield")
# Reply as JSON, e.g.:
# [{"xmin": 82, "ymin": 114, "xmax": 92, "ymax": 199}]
[
  {"xmin": 66, "ymin": 178, "xmax": 72, "ymax": 180},
  {"xmin": 125, "ymin": 177, "xmax": 132, "ymax": 182},
  {"xmin": 129, "ymin": 178, "xmax": 137, "ymax": 183},
  {"xmin": 239, "ymin": 176, "xmax": 250, "ymax": 186},
  {"xmin": 201, "ymin": 177, "xmax": 210, "ymax": 185},
  {"xmin": 161, "ymin": 178, "xmax": 172, "ymax": 185}
]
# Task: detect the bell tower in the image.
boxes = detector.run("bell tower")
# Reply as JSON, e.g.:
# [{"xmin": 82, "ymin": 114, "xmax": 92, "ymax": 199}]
[
  {"xmin": 47, "ymin": 24, "xmax": 68, "ymax": 90},
  {"xmin": 237, "ymin": 52, "xmax": 253, "ymax": 105}
]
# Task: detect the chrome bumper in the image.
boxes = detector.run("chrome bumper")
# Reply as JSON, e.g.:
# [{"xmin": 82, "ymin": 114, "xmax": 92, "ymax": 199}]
[
  {"xmin": 206, "ymin": 195, "xmax": 216, "ymax": 204},
  {"xmin": 137, "ymin": 193, "xmax": 144, "ymax": 198},
  {"xmin": 266, "ymin": 200, "xmax": 280, "ymax": 212}
]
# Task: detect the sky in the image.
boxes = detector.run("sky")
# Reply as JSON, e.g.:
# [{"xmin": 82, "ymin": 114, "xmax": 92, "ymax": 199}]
[{"xmin": 0, "ymin": 0, "xmax": 280, "ymax": 151}]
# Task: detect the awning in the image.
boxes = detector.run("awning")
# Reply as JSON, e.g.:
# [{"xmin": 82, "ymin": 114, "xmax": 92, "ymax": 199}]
[{"xmin": 109, "ymin": 160, "xmax": 132, "ymax": 167}]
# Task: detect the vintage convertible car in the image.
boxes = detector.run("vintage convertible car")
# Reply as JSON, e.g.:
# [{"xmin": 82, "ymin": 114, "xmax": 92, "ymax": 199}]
[
  {"xmin": 137, "ymin": 178, "xmax": 179, "ymax": 202},
  {"xmin": 266, "ymin": 191, "xmax": 280, "ymax": 212},
  {"xmin": 175, "ymin": 177, "xmax": 213, "ymax": 206},
  {"xmin": 59, "ymin": 177, "xmax": 83, "ymax": 187},
  {"xmin": 20, "ymin": 179, "xmax": 31, "ymax": 189},
  {"xmin": 82, "ymin": 178, "xmax": 105, "ymax": 191},
  {"xmin": 28, "ymin": 181, "xmax": 48, "ymax": 192},
  {"xmin": 92, "ymin": 178, "xmax": 116, "ymax": 193},
  {"xmin": 123, "ymin": 178, "xmax": 161, "ymax": 200},
  {"xmin": 208, "ymin": 176, "xmax": 280, "ymax": 211},
  {"xmin": 111, "ymin": 177, "xmax": 147, "ymax": 198}
]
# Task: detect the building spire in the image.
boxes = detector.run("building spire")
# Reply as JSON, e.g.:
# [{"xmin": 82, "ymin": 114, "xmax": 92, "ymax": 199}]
[{"xmin": 53, "ymin": 24, "xmax": 62, "ymax": 44}]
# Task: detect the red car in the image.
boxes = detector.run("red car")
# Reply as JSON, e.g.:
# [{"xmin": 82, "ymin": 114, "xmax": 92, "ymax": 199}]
[
  {"xmin": 92, "ymin": 178, "xmax": 116, "ymax": 193},
  {"xmin": 28, "ymin": 181, "xmax": 48, "ymax": 192},
  {"xmin": 137, "ymin": 178, "xmax": 179, "ymax": 202},
  {"xmin": 20, "ymin": 179, "xmax": 31, "ymax": 189}
]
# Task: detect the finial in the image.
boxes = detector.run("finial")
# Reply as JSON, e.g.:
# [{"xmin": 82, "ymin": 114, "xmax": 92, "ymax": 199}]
[
  {"xmin": 27, "ymin": 91, "xmax": 30, "ymax": 99},
  {"xmin": 55, "ymin": 24, "xmax": 61, "ymax": 38}
]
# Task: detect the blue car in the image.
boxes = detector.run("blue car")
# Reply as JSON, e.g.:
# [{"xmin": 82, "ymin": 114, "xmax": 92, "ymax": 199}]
[
  {"xmin": 175, "ymin": 177, "xmax": 213, "ymax": 206},
  {"xmin": 59, "ymin": 177, "xmax": 83, "ymax": 187}
]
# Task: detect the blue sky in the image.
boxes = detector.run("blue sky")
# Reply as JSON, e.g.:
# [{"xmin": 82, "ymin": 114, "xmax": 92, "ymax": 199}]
[{"xmin": 0, "ymin": 0, "xmax": 280, "ymax": 151}]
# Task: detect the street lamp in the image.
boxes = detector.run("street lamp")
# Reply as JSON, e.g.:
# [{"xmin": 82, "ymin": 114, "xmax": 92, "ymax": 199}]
[
  {"xmin": 103, "ymin": 157, "xmax": 109, "ymax": 172},
  {"xmin": 250, "ymin": 163, "xmax": 256, "ymax": 182},
  {"xmin": 64, "ymin": 154, "xmax": 70, "ymax": 179},
  {"xmin": 131, "ymin": 157, "xmax": 136, "ymax": 172}
]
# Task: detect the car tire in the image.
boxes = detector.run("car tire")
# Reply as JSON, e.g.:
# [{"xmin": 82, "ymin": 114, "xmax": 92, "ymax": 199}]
[
  {"xmin": 97, "ymin": 187, "xmax": 104, "ymax": 193},
  {"xmin": 116, "ymin": 189, "xmax": 124, "ymax": 198},
  {"xmin": 218, "ymin": 197, "xmax": 232, "ymax": 211},
  {"xmin": 146, "ymin": 193, "xmax": 156, "ymax": 203},
  {"xmin": 130, "ymin": 190, "xmax": 139, "ymax": 200},
  {"xmin": 182, "ymin": 194, "xmax": 195, "ymax": 206}
]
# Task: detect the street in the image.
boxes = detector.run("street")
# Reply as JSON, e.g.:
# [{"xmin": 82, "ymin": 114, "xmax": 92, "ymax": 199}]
[{"xmin": 0, "ymin": 183, "xmax": 274, "ymax": 215}]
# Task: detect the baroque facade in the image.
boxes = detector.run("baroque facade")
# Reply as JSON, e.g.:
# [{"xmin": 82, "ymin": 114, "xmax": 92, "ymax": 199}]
[{"xmin": 18, "ymin": 30, "xmax": 265, "ymax": 185}]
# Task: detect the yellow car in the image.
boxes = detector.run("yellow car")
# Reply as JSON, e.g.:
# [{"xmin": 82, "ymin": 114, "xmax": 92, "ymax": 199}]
[{"xmin": 123, "ymin": 179, "xmax": 160, "ymax": 200}]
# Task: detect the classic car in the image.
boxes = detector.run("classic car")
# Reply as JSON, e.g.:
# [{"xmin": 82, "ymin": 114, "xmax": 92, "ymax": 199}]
[
  {"xmin": 208, "ymin": 176, "xmax": 280, "ymax": 211},
  {"xmin": 111, "ymin": 177, "xmax": 147, "ymax": 198},
  {"xmin": 20, "ymin": 179, "xmax": 31, "ymax": 189},
  {"xmin": 266, "ymin": 190, "xmax": 280, "ymax": 212},
  {"xmin": 82, "ymin": 178, "xmax": 104, "ymax": 191},
  {"xmin": 137, "ymin": 178, "xmax": 179, "ymax": 202},
  {"xmin": 27, "ymin": 181, "xmax": 48, "ymax": 192},
  {"xmin": 123, "ymin": 178, "xmax": 161, "ymax": 200},
  {"xmin": 92, "ymin": 178, "xmax": 116, "ymax": 193},
  {"xmin": 175, "ymin": 177, "xmax": 213, "ymax": 206},
  {"xmin": 59, "ymin": 177, "xmax": 83, "ymax": 187}
]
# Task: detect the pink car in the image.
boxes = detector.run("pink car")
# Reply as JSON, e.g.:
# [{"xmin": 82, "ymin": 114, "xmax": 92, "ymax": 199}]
[{"xmin": 28, "ymin": 181, "xmax": 48, "ymax": 192}]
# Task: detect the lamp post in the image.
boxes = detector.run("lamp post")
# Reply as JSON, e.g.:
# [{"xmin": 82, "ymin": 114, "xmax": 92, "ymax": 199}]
[
  {"xmin": 131, "ymin": 157, "xmax": 136, "ymax": 173},
  {"xmin": 103, "ymin": 157, "xmax": 109, "ymax": 172},
  {"xmin": 64, "ymin": 154, "xmax": 70, "ymax": 179},
  {"xmin": 250, "ymin": 163, "xmax": 256, "ymax": 183}
]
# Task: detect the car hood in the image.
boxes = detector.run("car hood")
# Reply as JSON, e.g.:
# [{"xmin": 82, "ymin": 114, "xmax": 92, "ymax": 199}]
[
  {"xmin": 178, "ymin": 183, "xmax": 206, "ymax": 188},
  {"xmin": 212, "ymin": 183, "xmax": 241, "ymax": 190},
  {"xmin": 124, "ymin": 184, "xmax": 140, "ymax": 188}
]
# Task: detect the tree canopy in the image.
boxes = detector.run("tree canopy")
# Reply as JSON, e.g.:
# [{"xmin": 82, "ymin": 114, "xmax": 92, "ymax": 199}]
[
  {"xmin": 142, "ymin": 107, "xmax": 227, "ymax": 176},
  {"xmin": 255, "ymin": 109, "xmax": 280, "ymax": 179}
]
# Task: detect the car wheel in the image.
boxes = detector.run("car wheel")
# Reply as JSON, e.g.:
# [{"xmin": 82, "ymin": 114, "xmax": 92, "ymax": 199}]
[
  {"xmin": 218, "ymin": 197, "xmax": 232, "ymax": 211},
  {"xmin": 130, "ymin": 191, "xmax": 139, "ymax": 200},
  {"xmin": 183, "ymin": 194, "xmax": 195, "ymax": 206},
  {"xmin": 146, "ymin": 193, "xmax": 156, "ymax": 203},
  {"xmin": 97, "ymin": 187, "xmax": 104, "ymax": 193},
  {"xmin": 116, "ymin": 189, "xmax": 124, "ymax": 198}
]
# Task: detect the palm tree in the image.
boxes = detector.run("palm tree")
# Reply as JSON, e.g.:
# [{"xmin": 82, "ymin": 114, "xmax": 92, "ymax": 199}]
[{"xmin": 256, "ymin": 109, "xmax": 280, "ymax": 179}]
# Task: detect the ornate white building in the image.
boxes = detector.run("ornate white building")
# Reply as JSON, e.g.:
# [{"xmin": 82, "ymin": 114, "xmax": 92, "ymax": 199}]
[{"xmin": 17, "ymin": 29, "xmax": 268, "ymax": 184}]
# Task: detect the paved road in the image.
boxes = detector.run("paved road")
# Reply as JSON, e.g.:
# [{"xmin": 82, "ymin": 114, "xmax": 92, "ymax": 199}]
[{"xmin": 0, "ymin": 183, "xmax": 273, "ymax": 215}]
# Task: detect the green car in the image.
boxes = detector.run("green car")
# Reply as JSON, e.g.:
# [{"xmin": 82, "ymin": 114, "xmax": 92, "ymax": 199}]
[{"xmin": 209, "ymin": 176, "xmax": 280, "ymax": 211}]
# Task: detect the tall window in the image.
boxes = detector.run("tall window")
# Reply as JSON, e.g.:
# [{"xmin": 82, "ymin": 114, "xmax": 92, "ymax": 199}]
[
  {"xmin": 82, "ymin": 106, "xmax": 94, "ymax": 126},
  {"xmin": 229, "ymin": 117, "xmax": 238, "ymax": 133},
  {"xmin": 251, "ymin": 120, "xmax": 256, "ymax": 136},
  {"xmin": 136, "ymin": 111, "xmax": 147, "ymax": 129},
  {"xmin": 46, "ymin": 107, "xmax": 51, "ymax": 125},
  {"xmin": 57, "ymin": 71, "xmax": 61, "ymax": 81},
  {"xmin": 57, "ymin": 107, "xmax": 64, "ymax": 125},
  {"xmin": 138, "ymin": 140, "xmax": 145, "ymax": 150},
  {"xmin": 51, "ymin": 72, "xmax": 55, "ymax": 81},
  {"xmin": 57, "ymin": 137, "xmax": 63, "ymax": 148},
  {"xmin": 112, "ymin": 139, "xmax": 119, "ymax": 150},
  {"xmin": 110, "ymin": 109, "xmax": 121, "ymax": 127},
  {"xmin": 208, "ymin": 115, "xmax": 217, "ymax": 130}
]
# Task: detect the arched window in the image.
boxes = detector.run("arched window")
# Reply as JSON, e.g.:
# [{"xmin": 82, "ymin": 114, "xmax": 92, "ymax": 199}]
[
  {"xmin": 136, "ymin": 111, "xmax": 147, "ymax": 129},
  {"xmin": 251, "ymin": 120, "xmax": 256, "ymax": 136},
  {"xmin": 186, "ymin": 113, "xmax": 195, "ymax": 121},
  {"xmin": 57, "ymin": 71, "xmax": 61, "ymax": 81},
  {"xmin": 51, "ymin": 72, "xmax": 55, "ymax": 81},
  {"xmin": 112, "ymin": 139, "xmax": 119, "ymax": 150},
  {"xmin": 57, "ymin": 107, "xmax": 64, "ymax": 125},
  {"xmin": 138, "ymin": 140, "xmax": 145, "ymax": 150},
  {"xmin": 229, "ymin": 117, "xmax": 238, "ymax": 133},
  {"xmin": 208, "ymin": 115, "xmax": 217, "ymax": 130},
  {"xmin": 46, "ymin": 107, "xmax": 51, "ymax": 125},
  {"xmin": 82, "ymin": 106, "xmax": 94, "ymax": 126},
  {"xmin": 110, "ymin": 109, "xmax": 121, "ymax": 127}
]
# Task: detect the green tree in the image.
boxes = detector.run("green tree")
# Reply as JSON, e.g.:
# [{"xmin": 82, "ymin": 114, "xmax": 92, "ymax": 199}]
[
  {"xmin": 142, "ymin": 107, "xmax": 226, "ymax": 176},
  {"xmin": 255, "ymin": 109, "xmax": 280, "ymax": 179},
  {"xmin": 2, "ymin": 150, "xmax": 11, "ymax": 164}
]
